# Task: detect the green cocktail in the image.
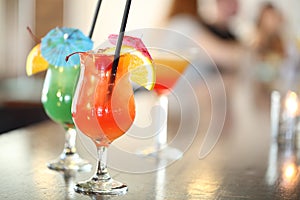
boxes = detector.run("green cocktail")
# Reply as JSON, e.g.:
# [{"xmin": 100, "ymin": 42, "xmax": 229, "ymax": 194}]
[
  {"xmin": 42, "ymin": 65, "xmax": 79, "ymax": 128},
  {"xmin": 42, "ymin": 64, "xmax": 91, "ymax": 171}
]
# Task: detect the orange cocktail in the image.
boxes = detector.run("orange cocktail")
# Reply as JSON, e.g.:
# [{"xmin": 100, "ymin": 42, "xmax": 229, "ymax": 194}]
[
  {"xmin": 71, "ymin": 50, "xmax": 136, "ymax": 195},
  {"xmin": 72, "ymin": 52, "xmax": 135, "ymax": 147},
  {"xmin": 153, "ymin": 58, "xmax": 189, "ymax": 95},
  {"xmin": 139, "ymin": 50, "xmax": 190, "ymax": 158}
]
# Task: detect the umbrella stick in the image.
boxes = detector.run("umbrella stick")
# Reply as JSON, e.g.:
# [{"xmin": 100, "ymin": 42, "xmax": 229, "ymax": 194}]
[
  {"xmin": 89, "ymin": 0, "xmax": 103, "ymax": 39},
  {"xmin": 26, "ymin": 26, "xmax": 41, "ymax": 43},
  {"xmin": 109, "ymin": 0, "xmax": 132, "ymax": 86}
]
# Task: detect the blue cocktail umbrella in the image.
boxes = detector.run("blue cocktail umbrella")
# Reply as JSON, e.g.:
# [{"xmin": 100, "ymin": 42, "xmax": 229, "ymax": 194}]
[{"xmin": 41, "ymin": 27, "xmax": 93, "ymax": 67}]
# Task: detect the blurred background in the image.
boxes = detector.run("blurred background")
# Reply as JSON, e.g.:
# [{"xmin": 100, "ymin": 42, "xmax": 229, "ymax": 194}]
[{"xmin": 0, "ymin": 0, "xmax": 300, "ymax": 133}]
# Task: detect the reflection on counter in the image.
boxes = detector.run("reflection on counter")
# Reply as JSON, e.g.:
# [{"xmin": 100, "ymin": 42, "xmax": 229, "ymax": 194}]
[{"xmin": 265, "ymin": 142, "xmax": 300, "ymax": 192}]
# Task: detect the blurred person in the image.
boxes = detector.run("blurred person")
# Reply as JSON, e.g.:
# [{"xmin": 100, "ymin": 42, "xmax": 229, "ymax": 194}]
[
  {"xmin": 250, "ymin": 2, "xmax": 287, "ymax": 94},
  {"xmin": 252, "ymin": 2, "xmax": 285, "ymax": 59},
  {"xmin": 201, "ymin": 0, "xmax": 238, "ymax": 42},
  {"xmin": 166, "ymin": 0, "xmax": 246, "ymax": 74},
  {"xmin": 163, "ymin": 0, "xmax": 249, "ymax": 129}
]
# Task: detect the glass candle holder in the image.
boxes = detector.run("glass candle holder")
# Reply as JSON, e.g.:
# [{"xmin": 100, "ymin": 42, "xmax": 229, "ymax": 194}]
[{"xmin": 271, "ymin": 90, "xmax": 299, "ymax": 146}]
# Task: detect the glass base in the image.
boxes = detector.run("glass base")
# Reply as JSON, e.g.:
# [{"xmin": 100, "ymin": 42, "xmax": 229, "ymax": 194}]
[
  {"xmin": 74, "ymin": 178, "xmax": 128, "ymax": 196},
  {"xmin": 47, "ymin": 153, "xmax": 92, "ymax": 172}
]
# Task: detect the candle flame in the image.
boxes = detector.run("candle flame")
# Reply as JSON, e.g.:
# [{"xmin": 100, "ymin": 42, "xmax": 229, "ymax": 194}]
[
  {"xmin": 284, "ymin": 163, "xmax": 297, "ymax": 180},
  {"xmin": 284, "ymin": 91, "xmax": 299, "ymax": 117}
]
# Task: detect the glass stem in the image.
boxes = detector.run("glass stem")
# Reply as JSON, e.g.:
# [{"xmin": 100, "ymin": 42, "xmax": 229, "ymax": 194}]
[
  {"xmin": 64, "ymin": 128, "xmax": 77, "ymax": 155},
  {"xmin": 93, "ymin": 146, "xmax": 111, "ymax": 181},
  {"xmin": 156, "ymin": 95, "xmax": 168, "ymax": 150}
]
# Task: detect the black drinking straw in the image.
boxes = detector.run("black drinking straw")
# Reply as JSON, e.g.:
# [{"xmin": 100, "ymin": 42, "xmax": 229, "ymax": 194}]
[
  {"xmin": 109, "ymin": 0, "xmax": 132, "ymax": 85},
  {"xmin": 89, "ymin": 0, "xmax": 103, "ymax": 39}
]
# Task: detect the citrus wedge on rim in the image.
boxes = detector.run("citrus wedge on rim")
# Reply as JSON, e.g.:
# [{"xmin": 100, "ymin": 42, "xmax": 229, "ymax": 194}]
[
  {"xmin": 103, "ymin": 46, "xmax": 155, "ymax": 90},
  {"xmin": 26, "ymin": 43, "xmax": 49, "ymax": 76}
]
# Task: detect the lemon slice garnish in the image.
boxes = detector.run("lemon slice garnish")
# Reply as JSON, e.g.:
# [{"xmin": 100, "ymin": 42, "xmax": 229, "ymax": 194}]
[{"xmin": 103, "ymin": 46, "xmax": 155, "ymax": 90}]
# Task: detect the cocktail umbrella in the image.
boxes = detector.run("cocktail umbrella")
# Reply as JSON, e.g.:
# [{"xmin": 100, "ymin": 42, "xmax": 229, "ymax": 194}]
[
  {"xmin": 108, "ymin": 34, "xmax": 152, "ymax": 59},
  {"xmin": 41, "ymin": 27, "xmax": 93, "ymax": 67}
]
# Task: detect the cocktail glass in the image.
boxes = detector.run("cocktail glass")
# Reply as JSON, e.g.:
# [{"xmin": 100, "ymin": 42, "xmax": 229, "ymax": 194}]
[
  {"xmin": 72, "ymin": 50, "xmax": 135, "ymax": 195},
  {"xmin": 139, "ymin": 49, "xmax": 190, "ymax": 160},
  {"xmin": 42, "ymin": 64, "xmax": 91, "ymax": 171}
]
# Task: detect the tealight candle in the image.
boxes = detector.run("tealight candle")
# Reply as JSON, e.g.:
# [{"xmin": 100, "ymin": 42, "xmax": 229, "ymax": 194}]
[
  {"xmin": 284, "ymin": 91, "xmax": 299, "ymax": 118},
  {"xmin": 280, "ymin": 91, "xmax": 299, "ymax": 144},
  {"xmin": 272, "ymin": 90, "xmax": 300, "ymax": 145}
]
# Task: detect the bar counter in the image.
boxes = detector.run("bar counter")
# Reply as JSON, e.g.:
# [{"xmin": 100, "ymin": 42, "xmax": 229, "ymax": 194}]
[{"xmin": 1, "ymin": 74, "xmax": 300, "ymax": 200}]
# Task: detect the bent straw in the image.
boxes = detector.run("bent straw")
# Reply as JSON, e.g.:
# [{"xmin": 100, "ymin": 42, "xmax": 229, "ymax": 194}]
[
  {"xmin": 89, "ymin": 0, "xmax": 103, "ymax": 39},
  {"xmin": 109, "ymin": 0, "xmax": 132, "ymax": 85}
]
